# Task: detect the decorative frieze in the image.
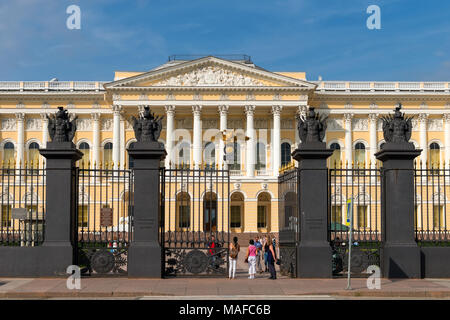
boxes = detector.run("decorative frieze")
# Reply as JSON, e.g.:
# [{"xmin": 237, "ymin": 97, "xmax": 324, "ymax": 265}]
[
  {"xmin": 101, "ymin": 119, "xmax": 113, "ymax": 131},
  {"xmin": 1, "ymin": 118, "xmax": 16, "ymax": 131},
  {"xmin": 352, "ymin": 118, "xmax": 368, "ymax": 131},
  {"xmin": 228, "ymin": 119, "xmax": 243, "ymax": 129},
  {"xmin": 327, "ymin": 118, "xmax": 344, "ymax": 131},
  {"xmin": 76, "ymin": 118, "xmax": 92, "ymax": 131},
  {"xmin": 25, "ymin": 118, "xmax": 42, "ymax": 131},
  {"xmin": 427, "ymin": 118, "xmax": 443, "ymax": 131},
  {"xmin": 203, "ymin": 119, "xmax": 218, "ymax": 129},
  {"xmin": 281, "ymin": 119, "xmax": 293, "ymax": 129},
  {"xmin": 254, "ymin": 119, "xmax": 268, "ymax": 129},
  {"xmin": 154, "ymin": 66, "xmax": 265, "ymax": 87},
  {"xmin": 177, "ymin": 118, "xmax": 193, "ymax": 129}
]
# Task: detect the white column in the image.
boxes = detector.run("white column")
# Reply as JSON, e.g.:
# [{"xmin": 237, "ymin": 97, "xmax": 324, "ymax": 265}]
[
  {"xmin": 245, "ymin": 105, "xmax": 255, "ymax": 177},
  {"xmin": 218, "ymin": 105, "xmax": 228, "ymax": 169},
  {"xmin": 344, "ymin": 113, "xmax": 353, "ymax": 168},
  {"xmin": 91, "ymin": 113, "xmax": 100, "ymax": 168},
  {"xmin": 444, "ymin": 114, "xmax": 450, "ymax": 166},
  {"xmin": 40, "ymin": 113, "xmax": 48, "ymax": 149},
  {"xmin": 272, "ymin": 105, "xmax": 282, "ymax": 176},
  {"xmin": 192, "ymin": 105, "xmax": 202, "ymax": 169},
  {"xmin": 120, "ymin": 114, "xmax": 125, "ymax": 169},
  {"xmin": 165, "ymin": 105, "xmax": 176, "ymax": 168},
  {"xmin": 419, "ymin": 113, "xmax": 428, "ymax": 165},
  {"xmin": 368, "ymin": 113, "xmax": 378, "ymax": 169},
  {"xmin": 16, "ymin": 113, "xmax": 25, "ymax": 168},
  {"xmin": 112, "ymin": 105, "xmax": 122, "ymax": 170}
]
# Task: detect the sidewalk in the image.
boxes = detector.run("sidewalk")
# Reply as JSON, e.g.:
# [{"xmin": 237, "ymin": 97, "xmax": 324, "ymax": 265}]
[{"xmin": 1, "ymin": 274, "xmax": 450, "ymax": 299}]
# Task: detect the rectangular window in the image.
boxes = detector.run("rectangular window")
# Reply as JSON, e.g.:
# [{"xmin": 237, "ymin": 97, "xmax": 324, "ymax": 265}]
[
  {"xmin": 230, "ymin": 206, "xmax": 241, "ymax": 228},
  {"xmin": 257, "ymin": 205, "xmax": 267, "ymax": 228},
  {"xmin": 178, "ymin": 205, "xmax": 190, "ymax": 229},
  {"xmin": 1, "ymin": 205, "xmax": 11, "ymax": 227},
  {"xmin": 78, "ymin": 205, "xmax": 88, "ymax": 228},
  {"xmin": 357, "ymin": 206, "xmax": 367, "ymax": 229},
  {"xmin": 331, "ymin": 205, "xmax": 342, "ymax": 224},
  {"xmin": 433, "ymin": 205, "xmax": 444, "ymax": 230}
]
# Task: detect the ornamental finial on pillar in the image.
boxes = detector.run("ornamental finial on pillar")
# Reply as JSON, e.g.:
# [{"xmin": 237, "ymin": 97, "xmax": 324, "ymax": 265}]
[
  {"xmin": 296, "ymin": 107, "xmax": 328, "ymax": 143},
  {"xmin": 130, "ymin": 106, "xmax": 164, "ymax": 143},
  {"xmin": 47, "ymin": 106, "xmax": 78, "ymax": 143},
  {"xmin": 380, "ymin": 103, "xmax": 414, "ymax": 148}
]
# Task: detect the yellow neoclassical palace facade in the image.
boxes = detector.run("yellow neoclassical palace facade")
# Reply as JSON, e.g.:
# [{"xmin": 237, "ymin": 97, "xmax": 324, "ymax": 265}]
[{"xmin": 1, "ymin": 55, "xmax": 449, "ymax": 235}]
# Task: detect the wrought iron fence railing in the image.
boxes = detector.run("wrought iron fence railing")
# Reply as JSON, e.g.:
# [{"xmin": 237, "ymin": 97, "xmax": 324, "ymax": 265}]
[
  {"xmin": 0, "ymin": 162, "xmax": 46, "ymax": 246},
  {"xmin": 75, "ymin": 164, "xmax": 133, "ymax": 275},
  {"xmin": 160, "ymin": 166, "xmax": 230, "ymax": 277},
  {"xmin": 414, "ymin": 163, "xmax": 450, "ymax": 243}
]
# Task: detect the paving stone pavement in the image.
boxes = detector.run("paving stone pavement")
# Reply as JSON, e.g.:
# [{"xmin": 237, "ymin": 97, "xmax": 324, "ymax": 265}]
[{"xmin": 1, "ymin": 253, "xmax": 450, "ymax": 299}]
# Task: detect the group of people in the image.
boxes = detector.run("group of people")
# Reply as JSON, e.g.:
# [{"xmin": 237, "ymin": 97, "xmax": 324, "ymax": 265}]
[{"xmin": 228, "ymin": 235, "xmax": 278, "ymax": 280}]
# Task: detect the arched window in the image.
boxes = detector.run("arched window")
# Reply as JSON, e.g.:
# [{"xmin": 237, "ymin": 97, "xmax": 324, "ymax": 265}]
[
  {"xmin": 177, "ymin": 142, "xmax": 190, "ymax": 169},
  {"xmin": 230, "ymin": 192, "xmax": 244, "ymax": 230},
  {"xmin": 257, "ymin": 192, "xmax": 271, "ymax": 231},
  {"xmin": 3, "ymin": 142, "xmax": 15, "ymax": 167},
  {"xmin": 204, "ymin": 142, "xmax": 215, "ymax": 169},
  {"xmin": 429, "ymin": 143, "xmax": 440, "ymax": 169},
  {"xmin": 79, "ymin": 142, "xmax": 90, "ymax": 167},
  {"xmin": 28, "ymin": 142, "xmax": 40, "ymax": 165},
  {"xmin": 256, "ymin": 142, "xmax": 266, "ymax": 171},
  {"xmin": 177, "ymin": 192, "xmax": 191, "ymax": 230},
  {"xmin": 281, "ymin": 142, "xmax": 291, "ymax": 167},
  {"xmin": 329, "ymin": 143, "xmax": 341, "ymax": 169},
  {"xmin": 227, "ymin": 142, "xmax": 240, "ymax": 171},
  {"xmin": 354, "ymin": 143, "xmax": 366, "ymax": 169},
  {"xmin": 103, "ymin": 142, "xmax": 113, "ymax": 168}
]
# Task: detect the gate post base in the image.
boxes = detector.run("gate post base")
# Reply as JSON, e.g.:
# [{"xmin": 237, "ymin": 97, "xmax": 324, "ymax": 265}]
[
  {"xmin": 297, "ymin": 242, "xmax": 332, "ymax": 278},
  {"xmin": 128, "ymin": 243, "xmax": 162, "ymax": 278},
  {"xmin": 383, "ymin": 244, "xmax": 421, "ymax": 278}
]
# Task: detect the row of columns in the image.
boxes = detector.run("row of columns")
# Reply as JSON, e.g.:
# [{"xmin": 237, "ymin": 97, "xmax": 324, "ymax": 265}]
[
  {"xmin": 342, "ymin": 112, "xmax": 450, "ymax": 167},
  {"xmin": 163, "ymin": 104, "xmax": 283, "ymax": 176},
  {"xmin": 8, "ymin": 108, "xmax": 450, "ymax": 171}
]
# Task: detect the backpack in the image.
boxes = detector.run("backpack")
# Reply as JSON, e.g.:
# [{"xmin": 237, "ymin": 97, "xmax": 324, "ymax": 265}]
[{"xmin": 230, "ymin": 244, "xmax": 238, "ymax": 259}]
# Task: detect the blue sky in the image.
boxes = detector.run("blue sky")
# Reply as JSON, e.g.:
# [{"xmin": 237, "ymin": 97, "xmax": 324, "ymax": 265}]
[{"xmin": 1, "ymin": 0, "xmax": 449, "ymax": 81}]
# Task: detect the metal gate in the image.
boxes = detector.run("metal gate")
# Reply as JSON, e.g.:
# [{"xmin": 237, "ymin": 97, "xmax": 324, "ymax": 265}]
[
  {"xmin": 160, "ymin": 166, "xmax": 230, "ymax": 277},
  {"xmin": 278, "ymin": 166, "xmax": 298, "ymax": 278},
  {"xmin": 74, "ymin": 164, "xmax": 134, "ymax": 276},
  {"xmin": 329, "ymin": 165, "xmax": 383, "ymax": 277}
]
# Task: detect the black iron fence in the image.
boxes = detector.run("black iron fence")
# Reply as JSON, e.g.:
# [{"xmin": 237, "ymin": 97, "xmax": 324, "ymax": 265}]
[
  {"xmin": 329, "ymin": 165, "xmax": 382, "ymax": 277},
  {"xmin": 75, "ymin": 163, "xmax": 133, "ymax": 275},
  {"xmin": 278, "ymin": 165, "xmax": 298, "ymax": 277},
  {"xmin": 414, "ymin": 163, "xmax": 450, "ymax": 244},
  {"xmin": 161, "ymin": 166, "xmax": 230, "ymax": 277},
  {"xmin": 0, "ymin": 162, "xmax": 46, "ymax": 246}
]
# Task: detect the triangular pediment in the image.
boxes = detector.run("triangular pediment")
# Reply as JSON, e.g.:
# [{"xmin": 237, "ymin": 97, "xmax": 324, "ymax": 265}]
[{"xmin": 104, "ymin": 56, "xmax": 316, "ymax": 90}]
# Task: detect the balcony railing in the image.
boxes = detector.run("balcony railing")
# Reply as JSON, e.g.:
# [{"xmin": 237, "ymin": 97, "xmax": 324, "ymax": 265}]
[
  {"xmin": 0, "ymin": 81, "xmax": 107, "ymax": 91},
  {"xmin": 315, "ymin": 81, "xmax": 450, "ymax": 93}
]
